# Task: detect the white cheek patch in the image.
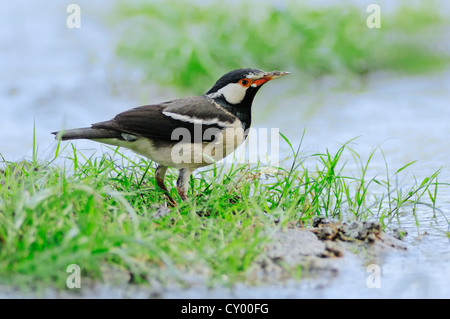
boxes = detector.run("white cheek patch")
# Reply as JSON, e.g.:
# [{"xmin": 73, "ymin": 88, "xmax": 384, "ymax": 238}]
[{"xmin": 217, "ymin": 83, "xmax": 247, "ymax": 104}]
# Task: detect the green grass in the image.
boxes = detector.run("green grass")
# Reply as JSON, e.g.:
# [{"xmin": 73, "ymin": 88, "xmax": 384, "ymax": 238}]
[
  {"xmin": 111, "ymin": 0, "xmax": 449, "ymax": 93},
  {"xmin": 0, "ymin": 133, "xmax": 444, "ymax": 290}
]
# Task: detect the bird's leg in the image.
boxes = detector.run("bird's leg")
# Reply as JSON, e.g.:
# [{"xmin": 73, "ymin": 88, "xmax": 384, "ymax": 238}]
[
  {"xmin": 155, "ymin": 165, "xmax": 176, "ymax": 206},
  {"xmin": 177, "ymin": 168, "xmax": 193, "ymax": 201}
]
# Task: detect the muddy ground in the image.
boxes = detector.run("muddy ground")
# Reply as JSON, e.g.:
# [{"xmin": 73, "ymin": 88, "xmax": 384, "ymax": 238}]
[
  {"xmin": 255, "ymin": 218, "xmax": 406, "ymax": 283},
  {"xmin": 0, "ymin": 218, "xmax": 408, "ymax": 298}
]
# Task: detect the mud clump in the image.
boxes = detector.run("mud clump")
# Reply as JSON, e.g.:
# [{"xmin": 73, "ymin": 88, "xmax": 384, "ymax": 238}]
[
  {"xmin": 255, "ymin": 218, "xmax": 406, "ymax": 282},
  {"xmin": 311, "ymin": 218, "xmax": 382, "ymax": 243}
]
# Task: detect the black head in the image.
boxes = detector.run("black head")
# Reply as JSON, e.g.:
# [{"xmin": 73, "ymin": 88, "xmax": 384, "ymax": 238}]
[
  {"xmin": 204, "ymin": 68, "xmax": 289, "ymax": 130},
  {"xmin": 205, "ymin": 68, "xmax": 289, "ymax": 107}
]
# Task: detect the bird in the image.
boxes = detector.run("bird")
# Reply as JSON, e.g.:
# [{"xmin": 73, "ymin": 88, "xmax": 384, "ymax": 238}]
[{"xmin": 52, "ymin": 68, "xmax": 289, "ymax": 205}]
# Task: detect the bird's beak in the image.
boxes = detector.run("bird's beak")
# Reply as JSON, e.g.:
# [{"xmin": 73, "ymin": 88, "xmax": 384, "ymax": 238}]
[
  {"xmin": 252, "ymin": 71, "xmax": 290, "ymax": 86},
  {"xmin": 264, "ymin": 70, "xmax": 290, "ymax": 80}
]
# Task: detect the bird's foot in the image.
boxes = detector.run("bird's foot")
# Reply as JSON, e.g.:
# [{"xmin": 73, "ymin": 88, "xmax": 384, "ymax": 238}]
[
  {"xmin": 177, "ymin": 187, "xmax": 188, "ymax": 201},
  {"xmin": 164, "ymin": 193, "xmax": 177, "ymax": 207}
]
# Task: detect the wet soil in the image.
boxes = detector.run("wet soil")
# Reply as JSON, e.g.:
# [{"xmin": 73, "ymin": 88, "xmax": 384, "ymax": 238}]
[
  {"xmin": 0, "ymin": 218, "xmax": 408, "ymax": 298},
  {"xmin": 253, "ymin": 218, "xmax": 407, "ymax": 283}
]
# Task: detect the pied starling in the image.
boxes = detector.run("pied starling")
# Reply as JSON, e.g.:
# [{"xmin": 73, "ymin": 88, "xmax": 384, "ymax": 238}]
[{"xmin": 52, "ymin": 68, "xmax": 289, "ymax": 205}]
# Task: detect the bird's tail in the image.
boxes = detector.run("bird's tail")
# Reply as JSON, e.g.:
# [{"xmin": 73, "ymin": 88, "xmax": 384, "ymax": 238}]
[{"xmin": 52, "ymin": 127, "xmax": 122, "ymax": 141}]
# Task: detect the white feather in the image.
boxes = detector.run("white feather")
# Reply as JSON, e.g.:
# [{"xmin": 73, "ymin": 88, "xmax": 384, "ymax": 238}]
[
  {"xmin": 162, "ymin": 111, "xmax": 232, "ymax": 127},
  {"xmin": 207, "ymin": 83, "xmax": 247, "ymax": 105}
]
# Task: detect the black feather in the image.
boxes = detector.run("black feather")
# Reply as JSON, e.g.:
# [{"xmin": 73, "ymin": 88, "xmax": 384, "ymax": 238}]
[
  {"xmin": 92, "ymin": 96, "xmax": 239, "ymax": 143},
  {"xmin": 52, "ymin": 128, "xmax": 122, "ymax": 141}
]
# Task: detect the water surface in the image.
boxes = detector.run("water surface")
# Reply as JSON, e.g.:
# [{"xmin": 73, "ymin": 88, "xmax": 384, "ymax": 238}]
[{"xmin": 1, "ymin": 1, "xmax": 449, "ymax": 298}]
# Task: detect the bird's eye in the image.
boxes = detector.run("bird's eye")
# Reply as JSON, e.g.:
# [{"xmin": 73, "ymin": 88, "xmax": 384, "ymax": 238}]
[{"xmin": 239, "ymin": 79, "xmax": 251, "ymax": 87}]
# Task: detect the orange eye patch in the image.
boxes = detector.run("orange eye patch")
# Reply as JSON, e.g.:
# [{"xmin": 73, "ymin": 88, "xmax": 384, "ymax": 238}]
[{"xmin": 238, "ymin": 78, "xmax": 252, "ymax": 87}]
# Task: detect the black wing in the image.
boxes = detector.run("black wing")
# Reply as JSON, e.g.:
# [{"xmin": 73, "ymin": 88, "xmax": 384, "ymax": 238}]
[{"xmin": 92, "ymin": 96, "xmax": 237, "ymax": 143}]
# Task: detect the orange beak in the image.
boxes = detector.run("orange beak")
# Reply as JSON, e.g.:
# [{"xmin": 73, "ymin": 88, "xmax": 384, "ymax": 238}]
[{"xmin": 252, "ymin": 70, "xmax": 290, "ymax": 87}]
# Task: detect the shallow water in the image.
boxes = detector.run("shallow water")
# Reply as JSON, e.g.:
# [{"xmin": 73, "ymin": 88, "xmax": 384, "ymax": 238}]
[{"xmin": 1, "ymin": 1, "xmax": 450, "ymax": 298}]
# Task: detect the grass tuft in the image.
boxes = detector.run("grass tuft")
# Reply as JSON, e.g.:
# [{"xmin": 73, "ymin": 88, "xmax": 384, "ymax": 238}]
[{"xmin": 0, "ymin": 133, "xmax": 445, "ymax": 289}]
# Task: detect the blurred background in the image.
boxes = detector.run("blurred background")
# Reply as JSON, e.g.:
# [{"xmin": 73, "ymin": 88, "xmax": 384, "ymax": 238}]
[
  {"xmin": 1, "ymin": 0, "xmax": 449, "ymax": 166},
  {"xmin": 1, "ymin": 0, "xmax": 450, "ymax": 297}
]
